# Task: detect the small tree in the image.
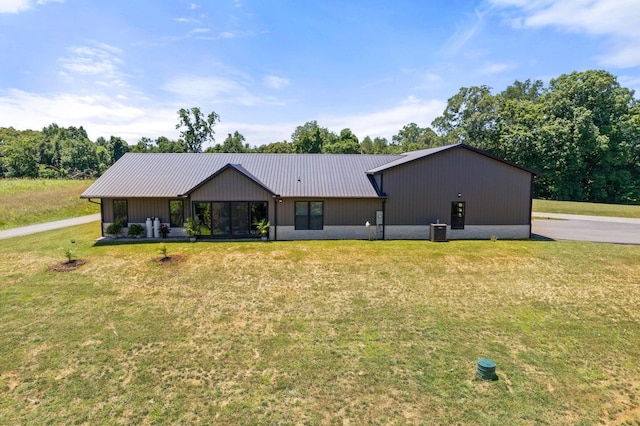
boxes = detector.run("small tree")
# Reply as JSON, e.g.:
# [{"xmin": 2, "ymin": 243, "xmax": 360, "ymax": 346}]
[{"xmin": 176, "ymin": 107, "xmax": 220, "ymax": 153}]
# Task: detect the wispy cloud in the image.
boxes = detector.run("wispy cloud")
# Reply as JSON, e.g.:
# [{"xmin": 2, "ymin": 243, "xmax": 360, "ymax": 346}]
[
  {"xmin": 162, "ymin": 75, "xmax": 287, "ymax": 107},
  {"xmin": 477, "ymin": 61, "xmax": 515, "ymax": 74},
  {"xmin": 0, "ymin": 0, "xmax": 63, "ymax": 14},
  {"xmin": 442, "ymin": 8, "xmax": 487, "ymax": 54},
  {"xmin": 490, "ymin": 0, "xmax": 640, "ymax": 67},
  {"xmin": 264, "ymin": 75, "xmax": 290, "ymax": 90},
  {"xmin": 59, "ymin": 44, "xmax": 122, "ymax": 76}
]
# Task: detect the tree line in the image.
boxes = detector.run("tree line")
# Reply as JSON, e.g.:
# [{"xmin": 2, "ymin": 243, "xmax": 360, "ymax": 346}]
[{"xmin": 1, "ymin": 70, "xmax": 638, "ymax": 203}]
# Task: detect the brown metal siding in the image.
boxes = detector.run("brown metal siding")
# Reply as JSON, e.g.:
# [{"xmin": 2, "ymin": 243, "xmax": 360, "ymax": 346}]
[
  {"xmin": 383, "ymin": 148, "xmax": 532, "ymax": 225},
  {"xmin": 190, "ymin": 167, "xmax": 276, "ymax": 224},
  {"xmin": 103, "ymin": 197, "xmax": 189, "ymax": 224},
  {"xmin": 277, "ymin": 198, "xmax": 383, "ymax": 226},
  {"xmin": 190, "ymin": 167, "xmax": 274, "ymax": 201}
]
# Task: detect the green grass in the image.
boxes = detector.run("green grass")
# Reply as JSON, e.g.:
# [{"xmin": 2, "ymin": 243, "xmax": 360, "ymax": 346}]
[
  {"xmin": 533, "ymin": 199, "xmax": 640, "ymax": 218},
  {"xmin": 1, "ymin": 224, "xmax": 639, "ymax": 424},
  {"xmin": 0, "ymin": 179, "xmax": 99, "ymax": 230}
]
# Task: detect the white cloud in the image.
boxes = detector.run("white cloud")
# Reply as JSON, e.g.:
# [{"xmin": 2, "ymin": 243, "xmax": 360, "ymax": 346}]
[
  {"xmin": 321, "ymin": 96, "xmax": 446, "ymax": 141},
  {"xmin": 263, "ymin": 75, "xmax": 290, "ymax": 90},
  {"xmin": 0, "ymin": 0, "xmax": 62, "ymax": 13},
  {"xmin": 490, "ymin": 0, "xmax": 640, "ymax": 67},
  {"xmin": 162, "ymin": 75, "xmax": 287, "ymax": 107},
  {"xmin": 0, "ymin": 89, "xmax": 177, "ymax": 142}
]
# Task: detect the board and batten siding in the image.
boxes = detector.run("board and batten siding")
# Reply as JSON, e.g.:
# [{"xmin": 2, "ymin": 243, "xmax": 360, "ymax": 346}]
[
  {"xmin": 103, "ymin": 197, "xmax": 190, "ymax": 224},
  {"xmin": 189, "ymin": 167, "xmax": 276, "ymax": 222},
  {"xmin": 276, "ymin": 198, "xmax": 383, "ymax": 227},
  {"xmin": 190, "ymin": 168, "xmax": 274, "ymax": 202},
  {"xmin": 381, "ymin": 147, "xmax": 533, "ymax": 226}
]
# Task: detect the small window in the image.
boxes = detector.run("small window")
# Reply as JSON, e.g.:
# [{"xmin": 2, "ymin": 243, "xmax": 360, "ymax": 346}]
[
  {"xmin": 169, "ymin": 200, "xmax": 184, "ymax": 227},
  {"xmin": 113, "ymin": 200, "xmax": 128, "ymax": 227},
  {"xmin": 295, "ymin": 201, "xmax": 323, "ymax": 230}
]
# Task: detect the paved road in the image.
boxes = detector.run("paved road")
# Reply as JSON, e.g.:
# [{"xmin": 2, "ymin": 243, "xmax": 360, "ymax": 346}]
[
  {"xmin": 0, "ymin": 214, "xmax": 101, "ymax": 240},
  {"xmin": 532, "ymin": 212, "xmax": 640, "ymax": 245}
]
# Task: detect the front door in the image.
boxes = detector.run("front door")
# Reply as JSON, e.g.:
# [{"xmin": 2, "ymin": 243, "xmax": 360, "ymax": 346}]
[{"xmin": 451, "ymin": 201, "xmax": 465, "ymax": 230}]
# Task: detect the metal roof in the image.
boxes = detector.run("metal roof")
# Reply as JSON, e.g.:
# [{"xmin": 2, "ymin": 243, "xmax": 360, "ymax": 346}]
[
  {"xmin": 366, "ymin": 143, "xmax": 540, "ymax": 175},
  {"xmin": 81, "ymin": 143, "xmax": 538, "ymax": 200},
  {"xmin": 81, "ymin": 153, "xmax": 401, "ymax": 199},
  {"xmin": 365, "ymin": 144, "xmax": 455, "ymax": 174}
]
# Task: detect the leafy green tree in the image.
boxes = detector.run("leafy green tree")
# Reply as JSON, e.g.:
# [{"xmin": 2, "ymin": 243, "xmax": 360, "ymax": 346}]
[
  {"xmin": 391, "ymin": 123, "xmax": 441, "ymax": 152},
  {"xmin": 537, "ymin": 70, "xmax": 639, "ymax": 202},
  {"xmin": 176, "ymin": 107, "xmax": 220, "ymax": 153},
  {"xmin": 213, "ymin": 131, "xmax": 247, "ymax": 153},
  {"xmin": 431, "ymin": 86, "xmax": 499, "ymax": 150},
  {"xmin": 323, "ymin": 128, "xmax": 360, "ymax": 154},
  {"xmin": 157, "ymin": 136, "xmax": 187, "ymax": 153},
  {"xmin": 291, "ymin": 121, "xmax": 335, "ymax": 153},
  {"xmin": 3, "ymin": 135, "xmax": 38, "ymax": 178},
  {"xmin": 259, "ymin": 141, "xmax": 294, "ymax": 153}
]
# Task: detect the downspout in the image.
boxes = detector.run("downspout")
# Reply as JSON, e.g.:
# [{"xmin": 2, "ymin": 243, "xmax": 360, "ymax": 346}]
[
  {"xmin": 272, "ymin": 195, "xmax": 280, "ymax": 241},
  {"xmin": 528, "ymin": 175, "xmax": 534, "ymax": 238},
  {"xmin": 382, "ymin": 199, "xmax": 386, "ymax": 240},
  {"xmin": 380, "ymin": 173, "xmax": 385, "ymax": 240}
]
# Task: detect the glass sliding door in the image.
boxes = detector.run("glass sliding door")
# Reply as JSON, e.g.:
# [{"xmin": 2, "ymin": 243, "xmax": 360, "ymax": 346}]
[
  {"xmin": 192, "ymin": 201, "xmax": 267, "ymax": 238},
  {"xmin": 231, "ymin": 202, "xmax": 250, "ymax": 237},
  {"xmin": 193, "ymin": 202, "xmax": 212, "ymax": 236},
  {"xmin": 250, "ymin": 202, "xmax": 268, "ymax": 236},
  {"xmin": 211, "ymin": 202, "xmax": 230, "ymax": 236}
]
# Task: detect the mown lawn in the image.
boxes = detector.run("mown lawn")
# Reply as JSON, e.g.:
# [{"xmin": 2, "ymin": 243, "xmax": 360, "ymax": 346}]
[
  {"xmin": 1, "ymin": 224, "xmax": 639, "ymax": 424},
  {"xmin": 533, "ymin": 199, "xmax": 640, "ymax": 218},
  {"xmin": 0, "ymin": 179, "xmax": 98, "ymax": 230}
]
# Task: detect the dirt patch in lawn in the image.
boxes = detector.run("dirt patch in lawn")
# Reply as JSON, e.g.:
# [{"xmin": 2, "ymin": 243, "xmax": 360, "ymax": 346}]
[
  {"xmin": 153, "ymin": 254, "xmax": 187, "ymax": 265},
  {"xmin": 48, "ymin": 259, "xmax": 86, "ymax": 272}
]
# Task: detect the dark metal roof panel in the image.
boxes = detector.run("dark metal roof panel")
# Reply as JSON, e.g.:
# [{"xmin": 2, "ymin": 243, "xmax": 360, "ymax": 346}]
[
  {"xmin": 366, "ymin": 144, "xmax": 457, "ymax": 173},
  {"xmin": 366, "ymin": 143, "xmax": 539, "ymax": 175},
  {"xmin": 81, "ymin": 153, "xmax": 401, "ymax": 199}
]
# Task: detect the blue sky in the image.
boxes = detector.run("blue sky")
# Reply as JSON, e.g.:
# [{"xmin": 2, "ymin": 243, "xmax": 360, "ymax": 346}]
[{"xmin": 1, "ymin": 0, "xmax": 639, "ymax": 148}]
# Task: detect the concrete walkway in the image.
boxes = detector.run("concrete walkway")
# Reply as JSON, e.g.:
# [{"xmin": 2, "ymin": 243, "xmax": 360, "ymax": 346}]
[
  {"xmin": 0, "ymin": 214, "xmax": 101, "ymax": 240},
  {"xmin": 531, "ymin": 212, "xmax": 640, "ymax": 245}
]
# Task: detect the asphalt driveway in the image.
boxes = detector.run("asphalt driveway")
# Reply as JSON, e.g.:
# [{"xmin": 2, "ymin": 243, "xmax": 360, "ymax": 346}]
[
  {"xmin": 532, "ymin": 212, "xmax": 640, "ymax": 245},
  {"xmin": 0, "ymin": 214, "xmax": 101, "ymax": 240}
]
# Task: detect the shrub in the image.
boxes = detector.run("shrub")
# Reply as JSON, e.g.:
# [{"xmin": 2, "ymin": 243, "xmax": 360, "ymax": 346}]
[
  {"xmin": 106, "ymin": 222, "xmax": 123, "ymax": 237},
  {"xmin": 127, "ymin": 223, "xmax": 145, "ymax": 238}
]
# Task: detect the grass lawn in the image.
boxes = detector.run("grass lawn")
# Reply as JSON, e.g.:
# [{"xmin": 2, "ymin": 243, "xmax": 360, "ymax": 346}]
[
  {"xmin": 1, "ymin": 224, "xmax": 639, "ymax": 424},
  {"xmin": 0, "ymin": 179, "xmax": 99, "ymax": 230},
  {"xmin": 533, "ymin": 199, "xmax": 640, "ymax": 219}
]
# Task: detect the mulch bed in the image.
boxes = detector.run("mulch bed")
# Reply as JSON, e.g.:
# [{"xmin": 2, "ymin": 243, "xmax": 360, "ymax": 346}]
[
  {"xmin": 48, "ymin": 259, "xmax": 87, "ymax": 272},
  {"xmin": 153, "ymin": 254, "xmax": 186, "ymax": 265}
]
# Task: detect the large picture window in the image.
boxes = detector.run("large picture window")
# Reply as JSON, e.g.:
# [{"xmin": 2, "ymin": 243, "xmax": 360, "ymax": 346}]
[
  {"xmin": 169, "ymin": 200, "xmax": 184, "ymax": 227},
  {"xmin": 295, "ymin": 201, "xmax": 323, "ymax": 230},
  {"xmin": 113, "ymin": 200, "xmax": 128, "ymax": 227}
]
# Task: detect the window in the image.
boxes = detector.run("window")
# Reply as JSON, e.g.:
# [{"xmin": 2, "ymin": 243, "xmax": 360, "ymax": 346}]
[
  {"xmin": 169, "ymin": 200, "xmax": 184, "ymax": 227},
  {"xmin": 295, "ymin": 201, "xmax": 323, "ymax": 230},
  {"xmin": 113, "ymin": 200, "xmax": 128, "ymax": 227}
]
